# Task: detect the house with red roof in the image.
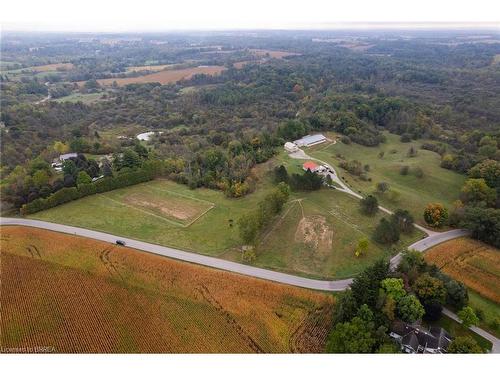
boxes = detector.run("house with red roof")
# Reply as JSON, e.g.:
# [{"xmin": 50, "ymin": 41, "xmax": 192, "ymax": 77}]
[{"xmin": 302, "ymin": 161, "xmax": 319, "ymax": 172}]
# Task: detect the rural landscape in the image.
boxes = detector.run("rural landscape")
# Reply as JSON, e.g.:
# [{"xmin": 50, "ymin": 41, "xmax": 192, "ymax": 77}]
[{"xmin": 1, "ymin": 25, "xmax": 499, "ymax": 355}]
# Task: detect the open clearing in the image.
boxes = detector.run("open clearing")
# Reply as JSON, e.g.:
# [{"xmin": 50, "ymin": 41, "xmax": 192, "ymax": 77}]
[
  {"xmin": 105, "ymin": 183, "xmax": 215, "ymax": 226},
  {"xmin": 30, "ymin": 154, "xmax": 423, "ymax": 279},
  {"xmin": 249, "ymin": 49, "xmax": 300, "ymax": 59},
  {"xmin": 125, "ymin": 64, "xmax": 176, "ymax": 72},
  {"xmin": 309, "ymin": 132, "xmax": 465, "ymax": 226},
  {"xmin": 53, "ymin": 92, "xmax": 108, "ymax": 104},
  {"xmin": 30, "ymin": 178, "xmax": 270, "ymax": 256},
  {"xmin": 0, "ymin": 226, "xmax": 334, "ymax": 353},
  {"xmin": 30, "ymin": 63, "xmax": 74, "ymax": 72},
  {"xmin": 87, "ymin": 66, "xmax": 226, "ymax": 87}
]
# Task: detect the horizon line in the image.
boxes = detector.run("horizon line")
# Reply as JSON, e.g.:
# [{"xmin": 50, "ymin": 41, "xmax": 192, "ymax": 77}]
[{"xmin": 2, "ymin": 21, "xmax": 499, "ymax": 34}]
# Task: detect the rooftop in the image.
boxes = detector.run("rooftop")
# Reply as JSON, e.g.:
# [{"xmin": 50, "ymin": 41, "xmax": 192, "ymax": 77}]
[
  {"xmin": 294, "ymin": 134, "xmax": 326, "ymax": 146},
  {"xmin": 303, "ymin": 161, "xmax": 319, "ymax": 170}
]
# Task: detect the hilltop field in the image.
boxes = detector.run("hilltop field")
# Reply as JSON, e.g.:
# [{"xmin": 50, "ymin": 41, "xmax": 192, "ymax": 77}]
[
  {"xmin": 29, "ymin": 155, "xmax": 423, "ymax": 280},
  {"xmin": 0, "ymin": 226, "xmax": 334, "ymax": 353},
  {"xmin": 309, "ymin": 132, "xmax": 466, "ymax": 227}
]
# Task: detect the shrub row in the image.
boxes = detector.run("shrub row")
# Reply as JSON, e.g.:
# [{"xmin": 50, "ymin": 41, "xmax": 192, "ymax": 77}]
[{"xmin": 21, "ymin": 169, "xmax": 155, "ymax": 215}]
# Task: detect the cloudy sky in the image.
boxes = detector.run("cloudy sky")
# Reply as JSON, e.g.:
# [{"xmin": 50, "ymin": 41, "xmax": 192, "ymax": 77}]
[{"xmin": 2, "ymin": 0, "xmax": 499, "ymax": 32}]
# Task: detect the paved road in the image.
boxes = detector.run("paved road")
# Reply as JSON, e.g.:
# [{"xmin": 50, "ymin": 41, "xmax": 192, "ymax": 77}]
[
  {"xmin": 289, "ymin": 150, "xmax": 359, "ymax": 196},
  {"xmin": 0, "ymin": 217, "xmax": 353, "ymax": 291},
  {"xmin": 1, "ymin": 147, "xmax": 494, "ymax": 349},
  {"xmin": 1, "ymin": 218, "xmax": 494, "ymax": 349},
  {"xmin": 0, "ymin": 217, "xmax": 467, "ymax": 291},
  {"xmin": 288, "ymin": 146, "xmax": 499, "ymax": 351},
  {"xmin": 389, "ymin": 229, "xmax": 469, "ymax": 269},
  {"xmin": 442, "ymin": 308, "xmax": 500, "ymax": 354}
]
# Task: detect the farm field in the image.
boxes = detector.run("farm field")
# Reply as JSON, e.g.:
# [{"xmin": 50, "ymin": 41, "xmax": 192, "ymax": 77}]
[
  {"xmin": 88, "ymin": 65, "xmax": 226, "ymax": 87},
  {"xmin": 424, "ymin": 237, "xmax": 500, "ymax": 303},
  {"xmin": 30, "ymin": 153, "xmax": 424, "ymax": 279},
  {"xmin": 309, "ymin": 132, "xmax": 466, "ymax": 226},
  {"xmin": 424, "ymin": 237, "xmax": 500, "ymax": 336},
  {"xmin": 30, "ymin": 62, "xmax": 74, "ymax": 72},
  {"xmin": 125, "ymin": 64, "xmax": 176, "ymax": 72},
  {"xmin": 249, "ymin": 49, "xmax": 300, "ymax": 58},
  {"xmin": 0, "ymin": 226, "xmax": 334, "ymax": 353}
]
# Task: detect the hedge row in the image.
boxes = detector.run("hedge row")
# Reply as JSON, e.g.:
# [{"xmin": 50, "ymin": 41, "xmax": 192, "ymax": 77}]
[{"xmin": 21, "ymin": 169, "xmax": 155, "ymax": 215}]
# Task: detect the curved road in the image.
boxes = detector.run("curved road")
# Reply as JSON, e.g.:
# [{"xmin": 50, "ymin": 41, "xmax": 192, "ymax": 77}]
[
  {"xmin": 0, "ymin": 217, "xmax": 467, "ymax": 291},
  {"xmin": 2, "ymin": 218, "xmax": 497, "ymax": 351},
  {"xmin": 2, "ymin": 147, "xmax": 497, "ymax": 350}
]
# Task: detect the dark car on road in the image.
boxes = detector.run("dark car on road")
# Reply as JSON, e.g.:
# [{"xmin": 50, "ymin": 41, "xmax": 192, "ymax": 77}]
[{"xmin": 115, "ymin": 240, "xmax": 126, "ymax": 246}]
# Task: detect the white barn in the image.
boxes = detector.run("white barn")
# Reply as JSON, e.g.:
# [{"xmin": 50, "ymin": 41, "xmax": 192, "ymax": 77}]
[{"xmin": 294, "ymin": 134, "xmax": 326, "ymax": 147}]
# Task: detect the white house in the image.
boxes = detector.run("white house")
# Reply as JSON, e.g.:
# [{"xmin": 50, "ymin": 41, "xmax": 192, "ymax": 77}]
[
  {"xmin": 284, "ymin": 142, "xmax": 299, "ymax": 153},
  {"xmin": 59, "ymin": 153, "xmax": 78, "ymax": 162}
]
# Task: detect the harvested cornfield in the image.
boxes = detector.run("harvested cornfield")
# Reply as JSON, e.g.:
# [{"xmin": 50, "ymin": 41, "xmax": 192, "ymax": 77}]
[
  {"xmin": 249, "ymin": 49, "xmax": 300, "ymax": 59},
  {"xmin": 0, "ymin": 226, "xmax": 334, "ymax": 353},
  {"xmin": 424, "ymin": 238, "xmax": 500, "ymax": 303},
  {"xmin": 86, "ymin": 65, "xmax": 225, "ymax": 87}
]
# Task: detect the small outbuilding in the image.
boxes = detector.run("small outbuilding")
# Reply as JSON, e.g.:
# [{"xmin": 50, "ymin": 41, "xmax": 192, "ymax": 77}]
[{"xmin": 284, "ymin": 142, "xmax": 299, "ymax": 153}]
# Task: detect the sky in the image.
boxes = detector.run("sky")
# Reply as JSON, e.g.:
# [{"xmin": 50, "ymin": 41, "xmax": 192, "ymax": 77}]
[{"xmin": 1, "ymin": 0, "xmax": 499, "ymax": 32}]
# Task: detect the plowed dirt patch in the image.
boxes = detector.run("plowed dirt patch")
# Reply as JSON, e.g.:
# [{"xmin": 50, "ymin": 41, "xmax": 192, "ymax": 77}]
[
  {"xmin": 295, "ymin": 215, "xmax": 333, "ymax": 255},
  {"xmin": 124, "ymin": 193, "xmax": 200, "ymax": 221}
]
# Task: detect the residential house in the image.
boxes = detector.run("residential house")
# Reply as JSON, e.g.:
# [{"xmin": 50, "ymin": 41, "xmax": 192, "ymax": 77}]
[{"xmin": 390, "ymin": 321, "xmax": 452, "ymax": 354}]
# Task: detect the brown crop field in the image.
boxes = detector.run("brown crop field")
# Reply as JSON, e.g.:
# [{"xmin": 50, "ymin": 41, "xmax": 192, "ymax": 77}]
[
  {"xmin": 0, "ymin": 226, "xmax": 334, "ymax": 353},
  {"xmin": 125, "ymin": 64, "xmax": 175, "ymax": 72},
  {"xmin": 31, "ymin": 63, "xmax": 74, "ymax": 72},
  {"xmin": 249, "ymin": 49, "xmax": 300, "ymax": 59},
  {"xmin": 87, "ymin": 65, "xmax": 226, "ymax": 87},
  {"xmin": 424, "ymin": 238, "xmax": 500, "ymax": 303}
]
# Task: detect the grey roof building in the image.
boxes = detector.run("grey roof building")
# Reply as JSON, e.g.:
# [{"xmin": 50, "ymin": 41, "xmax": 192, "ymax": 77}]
[
  {"xmin": 293, "ymin": 134, "xmax": 327, "ymax": 147},
  {"xmin": 390, "ymin": 321, "xmax": 452, "ymax": 354}
]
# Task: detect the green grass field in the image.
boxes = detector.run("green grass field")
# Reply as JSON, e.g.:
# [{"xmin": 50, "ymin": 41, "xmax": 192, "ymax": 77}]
[
  {"xmin": 30, "ymin": 153, "xmax": 425, "ymax": 279},
  {"xmin": 468, "ymin": 291, "xmax": 500, "ymax": 338},
  {"xmin": 247, "ymin": 188, "xmax": 423, "ymax": 279},
  {"xmin": 31, "ymin": 179, "xmax": 270, "ymax": 257},
  {"xmin": 424, "ymin": 315, "xmax": 493, "ymax": 352},
  {"xmin": 309, "ymin": 132, "xmax": 466, "ymax": 226}
]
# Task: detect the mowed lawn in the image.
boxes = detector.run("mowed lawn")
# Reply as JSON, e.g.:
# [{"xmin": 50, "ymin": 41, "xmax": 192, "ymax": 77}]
[
  {"xmin": 250, "ymin": 189, "xmax": 423, "ymax": 279},
  {"xmin": 1, "ymin": 226, "xmax": 334, "ymax": 353},
  {"xmin": 309, "ymin": 132, "xmax": 466, "ymax": 226},
  {"xmin": 30, "ymin": 179, "xmax": 274, "ymax": 256},
  {"xmin": 30, "ymin": 154, "xmax": 426, "ymax": 279}
]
